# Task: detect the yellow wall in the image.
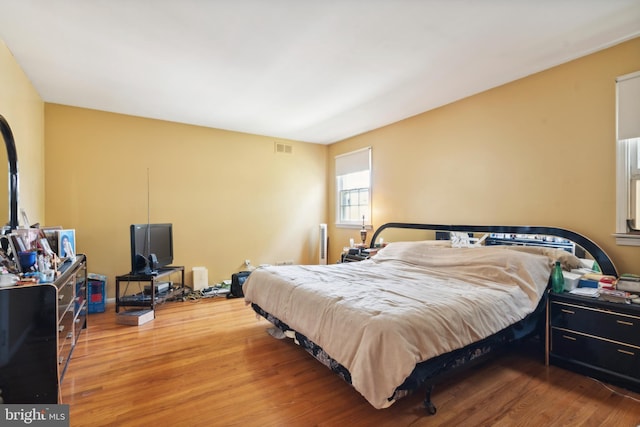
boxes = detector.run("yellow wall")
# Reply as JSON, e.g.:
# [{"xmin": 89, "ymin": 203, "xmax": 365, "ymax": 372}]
[
  {"xmin": 3, "ymin": 34, "xmax": 640, "ymax": 294},
  {"xmin": 0, "ymin": 41, "xmax": 45, "ymax": 227},
  {"xmin": 329, "ymin": 37, "xmax": 640, "ymax": 274},
  {"xmin": 44, "ymin": 106, "xmax": 328, "ymax": 296}
]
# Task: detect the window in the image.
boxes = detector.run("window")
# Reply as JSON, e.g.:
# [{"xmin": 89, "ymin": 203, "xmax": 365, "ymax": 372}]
[
  {"xmin": 615, "ymin": 71, "xmax": 640, "ymax": 244},
  {"xmin": 336, "ymin": 147, "xmax": 371, "ymax": 227}
]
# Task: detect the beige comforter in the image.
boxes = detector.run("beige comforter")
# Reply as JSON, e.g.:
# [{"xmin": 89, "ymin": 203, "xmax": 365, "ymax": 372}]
[{"xmin": 243, "ymin": 241, "xmax": 567, "ymax": 409}]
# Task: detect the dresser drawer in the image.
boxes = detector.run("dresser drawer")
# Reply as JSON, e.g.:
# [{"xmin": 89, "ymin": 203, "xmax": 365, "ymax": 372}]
[
  {"xmin": 551, "ymin": 328, "xmax": 640, "ymax": 378},
  {"xmin": 550, "ymin": 301, "xmax": 640, "ymax": 347},
  {"xmin": 57, "ymin": 281, "xmax": 75, "ymax": 313},
  {"xmin": 58, "ymin": 309, "xmax": 74, "ymax": 344},
  {"xmin": 75, "ymin": 280, "xmax": 86, "ymax": 311},
  {"xmin": 74, "ymin": 302, "xmax": 87, "ymax": 342},
  {"xmin": 58, "ymin": 338, "xmax": 72, "ymax": 367}
]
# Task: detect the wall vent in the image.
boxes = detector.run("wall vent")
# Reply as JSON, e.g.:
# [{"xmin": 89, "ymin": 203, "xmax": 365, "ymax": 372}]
[{"xmin": 274, "ymin": 142, "xmax": 293, "ymax": 154}]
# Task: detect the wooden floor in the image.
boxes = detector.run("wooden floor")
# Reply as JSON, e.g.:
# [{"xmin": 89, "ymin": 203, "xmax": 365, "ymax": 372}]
[{"xmin": 62, "ymin": 296, "xmax": 640, "ymax": 427}]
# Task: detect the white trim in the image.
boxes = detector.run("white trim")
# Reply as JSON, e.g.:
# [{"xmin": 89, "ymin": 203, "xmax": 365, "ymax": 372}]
[
  {"xmin": 335, "ymin": 223, "xmax": 373, "ymax": 230},
  {"xmin": 614, "ymin": 233, "xmax": 640, "ymax": 246},
  {"xmin": 615, "ymin": 71, "xmax": 640, "ymax": 241},
  {"xmin": 616, "ymin": 70, "xmax": 640, "ymax": 82},
  {"xmin": 616, "ymin": 138, "xmax": 630, "ymax": 234},
  {"xmin": 335, "ymin": 147, "xmax": 372, "ymax": 227}
]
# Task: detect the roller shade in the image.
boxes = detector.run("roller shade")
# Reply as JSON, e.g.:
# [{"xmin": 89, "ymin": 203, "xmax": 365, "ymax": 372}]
[
  {"xmin": 335, "ymin": 147, "xmax": 371, "ymax": 176},
  {"xmin": 617, "ymin": 71, "xmax": 640, "ymax": 141}
]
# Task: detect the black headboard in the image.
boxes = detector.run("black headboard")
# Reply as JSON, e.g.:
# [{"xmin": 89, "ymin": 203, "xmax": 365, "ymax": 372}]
[{"xmin": 369, "ymin": 223, "xmax": 618, "ymax": 277}]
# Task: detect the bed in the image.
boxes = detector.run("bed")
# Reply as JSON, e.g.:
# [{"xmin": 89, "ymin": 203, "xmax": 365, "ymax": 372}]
[{"xmin": 243, "ymin": 223, "xmax": 617, "ymax": 413}]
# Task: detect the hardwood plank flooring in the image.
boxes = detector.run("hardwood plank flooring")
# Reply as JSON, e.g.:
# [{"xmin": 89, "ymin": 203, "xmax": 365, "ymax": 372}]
[{"xmin": 62, "ymin": 297, "xmax": 640, "ymax": 426}]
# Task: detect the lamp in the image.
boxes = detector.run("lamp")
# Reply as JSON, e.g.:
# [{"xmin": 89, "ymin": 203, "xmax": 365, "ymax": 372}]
[{"xmin": 360, "ymin": 215, "xmax": 367, "ymax": 247}]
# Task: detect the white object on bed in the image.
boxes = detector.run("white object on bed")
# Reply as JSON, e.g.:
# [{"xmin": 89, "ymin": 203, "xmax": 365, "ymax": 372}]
[{"xmin": 244, "ymin": 241, "xmax": 568, "ymax": 409}]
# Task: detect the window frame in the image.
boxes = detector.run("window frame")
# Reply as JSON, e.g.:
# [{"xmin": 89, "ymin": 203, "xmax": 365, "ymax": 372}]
[
  {"xmin": 335, "ymin": 147, "xmax": 372, "ymax": 228},
  {"xmin": 615, "ymin": 70, "xmax": 640, "ymax": 245}
]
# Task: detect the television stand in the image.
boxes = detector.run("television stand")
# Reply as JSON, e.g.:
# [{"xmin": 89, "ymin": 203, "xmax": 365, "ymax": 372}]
[{"xmin": 115, "ymin": 266, "xmax": 185, "ymax": 313}]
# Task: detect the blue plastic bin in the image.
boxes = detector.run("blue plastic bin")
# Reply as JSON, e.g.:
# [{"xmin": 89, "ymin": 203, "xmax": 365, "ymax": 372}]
[{"xmin": 87, "ymin": 273, "xmax": 107, "ymax": 313}]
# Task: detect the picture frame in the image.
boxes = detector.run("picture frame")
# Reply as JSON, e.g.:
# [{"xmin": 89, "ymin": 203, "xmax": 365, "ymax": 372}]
[
  {"xmin": 42, "ymin": 226, "xmax": 62, "ymax": 255},
  {"xmin": 39, "ymin": 238, "xmax": 54, "ymax": 257},
  {"xmin": 14, "ymin": 227, "xmax": 40, "ymax": 250},
  {"xmin": 58, "ymin": 229, "xmax": 76, "ymax": 259},
  {"xmin": 10, "ymin": 233, "xmax": 27, "ymax": 253},
  {"xmin": 6, "ymin": 233, "xmax": 24, "ymax": 272}
]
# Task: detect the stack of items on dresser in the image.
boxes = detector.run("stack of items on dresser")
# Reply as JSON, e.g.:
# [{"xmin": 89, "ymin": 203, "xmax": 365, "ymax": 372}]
[{"xmin": 563, "ymin": 259, "xmax": 640, "ymax": 304}]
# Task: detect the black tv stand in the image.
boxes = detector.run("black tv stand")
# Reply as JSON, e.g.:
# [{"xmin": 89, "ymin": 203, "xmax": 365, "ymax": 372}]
[{"xmin": 115, "ymin": 266, "xmax": 185, "ymax": 313}]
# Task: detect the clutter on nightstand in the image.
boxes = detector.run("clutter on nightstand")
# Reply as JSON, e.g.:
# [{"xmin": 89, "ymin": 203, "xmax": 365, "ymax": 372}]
[{"xmin": 617, "ymin": 273, "xmax": 640, "ymax": 293}]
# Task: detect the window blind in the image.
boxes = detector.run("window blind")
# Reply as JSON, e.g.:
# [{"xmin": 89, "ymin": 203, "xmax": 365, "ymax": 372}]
[
  {"xmin": 617, "ymin": 71, "xmax": 640, "ymax": 141},
  {"xmin": 335, "ymin": 147, "xmax": 371, "ymax": 176}
]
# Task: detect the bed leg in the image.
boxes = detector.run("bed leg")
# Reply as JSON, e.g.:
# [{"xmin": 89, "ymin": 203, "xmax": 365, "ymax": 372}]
[{"xmin": 423, "ymin": 385, "xmax": 437, "ymax": 415}]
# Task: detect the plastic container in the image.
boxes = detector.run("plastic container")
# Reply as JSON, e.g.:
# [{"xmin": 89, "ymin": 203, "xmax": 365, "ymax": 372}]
[
  {"xmin": 18, "ymin": 251, "xmax": 36, "ymax": 270},
  {"xmin": 87, "ymin": 273, "xmax": 107, "ymax": 313}
]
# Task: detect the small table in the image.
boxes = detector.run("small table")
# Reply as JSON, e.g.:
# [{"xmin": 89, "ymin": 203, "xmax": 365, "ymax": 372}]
[
  {"xmin": 115, "ymin": 266, "xmax": 185, "ymax": 313},
  {"xmin": 546, "ymin": 289, "xmax": 640, "ymax": 392}
]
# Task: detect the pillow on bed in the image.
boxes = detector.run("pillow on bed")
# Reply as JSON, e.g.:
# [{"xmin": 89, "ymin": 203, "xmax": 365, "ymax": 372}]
[
  {"xmin": 493, "ymin": 246, "xmax": 582, "ymax": 270},
  {"xmin": 450, "ymin": 231, "xmax": 472, "ymax": 247},
  {"xmin": 373, "ymin": 240, "xmax": 582, "ymax": 271},
  {"xmin": 372, "ymin": 240, "xmax": 451, "ymax": 260}
]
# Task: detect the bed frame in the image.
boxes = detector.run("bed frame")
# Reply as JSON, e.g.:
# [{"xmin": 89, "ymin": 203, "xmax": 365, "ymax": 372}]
[
  {"xmin": 251, "ymin": 223, "xmax": 617, "ymax": 414},
  {"xmin": 370, "ymin": 223, "xmax": 617, "ymax": 276}
]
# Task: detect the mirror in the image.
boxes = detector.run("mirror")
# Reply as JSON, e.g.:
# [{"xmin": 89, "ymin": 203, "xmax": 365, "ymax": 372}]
[{"xmin": 0, "ymin": 114, "xmax": 18, "ymax": 232}]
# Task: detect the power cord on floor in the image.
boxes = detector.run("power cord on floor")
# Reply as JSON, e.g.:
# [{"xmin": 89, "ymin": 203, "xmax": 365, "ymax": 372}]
[
  {"xmin": 183, "ymin": 290, "xmax": 202, "ymax": 302},
  {"xmin": 181, "ymin": 287, "xmax": 230, "ymax": 302},
  {"xmin": 589, "ymin": 376, "xmax": 640, "ymax": 403}
]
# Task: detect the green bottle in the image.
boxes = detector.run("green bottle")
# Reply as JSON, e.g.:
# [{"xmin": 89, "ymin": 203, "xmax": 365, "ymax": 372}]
[{"xmin": 552, "ymin": 261, "xmax": 565, "ymax": 293}]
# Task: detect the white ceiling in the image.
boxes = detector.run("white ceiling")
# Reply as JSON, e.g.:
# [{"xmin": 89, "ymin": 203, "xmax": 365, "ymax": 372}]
[{"xmin": 0, "ymin": 1, "xmax": 639, "ymax": 144}]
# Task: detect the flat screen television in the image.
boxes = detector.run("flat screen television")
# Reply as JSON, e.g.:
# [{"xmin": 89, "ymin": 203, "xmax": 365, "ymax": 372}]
[{"xmin": 130, "ymin": 223, "xmax": 173, "ymax": 274}]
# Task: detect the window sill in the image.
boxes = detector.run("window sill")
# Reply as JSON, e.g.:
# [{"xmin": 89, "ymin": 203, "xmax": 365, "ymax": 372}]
[
  {"xmin": 335, "ymin": 223, "xmax": 373, "ymax": 230},
  {"xmin": 614, "ymin": 233, "xmax": 640, "ymax": 246}
]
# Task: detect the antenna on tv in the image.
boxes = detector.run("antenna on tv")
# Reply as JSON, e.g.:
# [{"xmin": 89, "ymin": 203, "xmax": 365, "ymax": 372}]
[
  {"xmin": 146, "ymin": 167, "xmax": 150, "ymax": 254},
  {"xmin": 145, "ymin": 168, "xmax": 158, "ymax": 273}
]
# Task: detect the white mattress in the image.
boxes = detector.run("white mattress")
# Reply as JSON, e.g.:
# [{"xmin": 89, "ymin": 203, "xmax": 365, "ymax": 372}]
[{"xmin": 244, "ymin": 241, "xmax": 570, "ymax": 409}]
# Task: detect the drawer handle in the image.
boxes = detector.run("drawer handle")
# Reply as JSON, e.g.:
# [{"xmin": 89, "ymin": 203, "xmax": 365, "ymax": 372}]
[
  {"xmin": 58, "ymin": 357, "xmax": 64, "ymax": 364},
  {"xmin": 561, "ymin": 309, "xmax": 575, "ymax": 315},
  {"xmin": 58, "ymin": 325, "xmax": 64, "ymax": 333},
  {"xmin": 66, "ymin": 332, "xmax": 73, "ymax": 339},
  {"xmin": 58, "ymin": 294, "xmax": 65, "ymax": 300},
  {"xmin": 617, "ymin": 349, "xmax": 635, "ymax": 356},
  {"xmin": 562, "ymin": 335, "xmax": 577, "ymax": 341},
  {"xmin": 617, "ymin": 320, "xmax": 634, "ymax": 327}
]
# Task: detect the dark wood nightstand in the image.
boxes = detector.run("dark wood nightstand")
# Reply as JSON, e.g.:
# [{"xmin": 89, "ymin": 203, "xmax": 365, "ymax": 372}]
[
  {"xmin": 547, "ymin": 290, "xmax": 640, "ymax": 392},
  {"xmin": 340, "ymin": 247, "xmax": 378, "ymax": 263}
]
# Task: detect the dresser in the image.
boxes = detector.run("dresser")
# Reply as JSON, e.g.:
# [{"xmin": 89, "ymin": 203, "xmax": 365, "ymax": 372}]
[
  {"xmin": 547, "ymin": 291, "xmax": 640, "ymax": 392},
  {"xmin": 0, "ymin": 255, "xmax": 87, "ymax": 403}
]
